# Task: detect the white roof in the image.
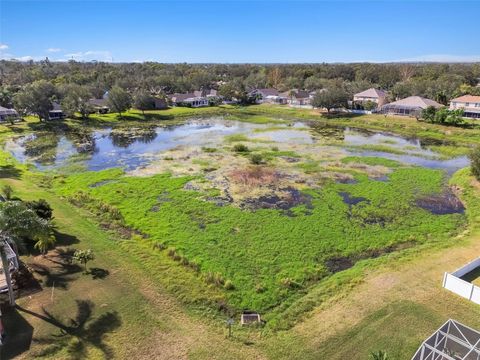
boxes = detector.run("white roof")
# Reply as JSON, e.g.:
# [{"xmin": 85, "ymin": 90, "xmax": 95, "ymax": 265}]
[
  {"xmin": 384, "ymin": 96, "xmax": 442, "ymax": 109},
  {"xmin": 354, "ymin": 88, "xmax": 387, "ymax": 98}
]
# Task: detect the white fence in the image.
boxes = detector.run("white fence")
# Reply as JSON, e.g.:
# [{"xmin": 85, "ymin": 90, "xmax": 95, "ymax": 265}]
[{"xmin": 443, "ymin": 257, "xmax": 480, "ymax": 304}]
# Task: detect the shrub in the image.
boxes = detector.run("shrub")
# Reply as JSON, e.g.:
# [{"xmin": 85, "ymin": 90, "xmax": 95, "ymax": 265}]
[
  {"xmin": 205, "ymin": 271, "xmax": 225, "ymax": 287},
  {"xmin": 280, "ymin": 277, "xmax": 301, "ymax": 289},
  {"xmin": 153, "ymin": 242, "xmax": 167, "ymax": 251},
  {"xmin": 1, "ymin": 184, "xmax": 13, "ymax": 200},
  {"xmin": 233, "ymin": 144, "xmax": 249, "ymax": 153},
  {"xmin": 73, "ymin": 249, "xmax": 95, "ymax": 273},
  {"xmin": 26, "ymin": 199, "xmax": 53, "ymax": 220},
  {"xmin": 202, "ymin": 147, "xmax": 217, "ymax": 153},
  {"xmin": 255, "ymin": 283, "xmax": 266, "ymax": 293},
  {"xmin": 470, "ymin": 147, "xmax": 480, "ymax": 181},
  {"xmin": 249, "ymin": 153, "xmax": 263, "ymax": 165},
  {"xmin": 224, "ymin": 280, "xmax": 235, "ymax": 290}
]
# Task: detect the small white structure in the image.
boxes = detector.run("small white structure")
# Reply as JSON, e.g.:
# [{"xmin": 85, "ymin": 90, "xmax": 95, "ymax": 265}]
[
  {"xmin": 248, "ymin": 89, "xmax": 279, "ymax": 104},
  {"xmin": 240, "ymin": 312, "xmax": 261, "ymax": 325},
  {"xmin": 443, "ymin": 257, "xmax": 480, "ymax": 304},
  {"xmin": 412, "ymin": 319, "xmax": 480, "ymax": 360},
  {"xmin": 0, "ymin": 241, "xmax": 20, "ymax": 292}
]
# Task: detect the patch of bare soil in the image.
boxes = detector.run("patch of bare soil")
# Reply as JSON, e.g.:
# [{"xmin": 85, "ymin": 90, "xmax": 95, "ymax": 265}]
[{"xmin": 416, "ymin": 188, "xmax": 465, "ymax": 215}]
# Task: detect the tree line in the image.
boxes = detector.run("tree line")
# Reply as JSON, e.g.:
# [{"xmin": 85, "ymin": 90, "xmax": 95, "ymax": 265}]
[{"xmin": 1, "ymin": 60, "xmax": 479, "ymax": 119}]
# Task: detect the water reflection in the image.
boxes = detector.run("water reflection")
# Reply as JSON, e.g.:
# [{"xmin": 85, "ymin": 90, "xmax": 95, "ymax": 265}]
[{"xmin": 4, "ymin": 117, "xmax": 470, "ymax": 174}]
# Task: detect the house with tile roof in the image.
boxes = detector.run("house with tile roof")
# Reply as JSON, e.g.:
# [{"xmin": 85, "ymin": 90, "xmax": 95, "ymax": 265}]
[
  {"xmin": 380, "ymin": 96, "xmax": 443, "ymax": 117},
  {"xmin": 353, "ymin": 88, "xmax": 388, "ymax": 108},
  {"xmin": 449, "ymin": 95, "xmax": 480, "ymax": 119}
]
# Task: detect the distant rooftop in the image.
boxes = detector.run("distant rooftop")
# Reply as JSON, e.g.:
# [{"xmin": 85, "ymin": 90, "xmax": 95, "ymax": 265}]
[
  {"xmin": 354, "ymin": 88, "xmax": 387, "ymax": 98},
  {"xmin": 386, "ymin": 96, "xmax": 442, "ymax": 109},
  {"xmin": 450, "ymin": 95, "xmax": 480, "ymax": 103}
]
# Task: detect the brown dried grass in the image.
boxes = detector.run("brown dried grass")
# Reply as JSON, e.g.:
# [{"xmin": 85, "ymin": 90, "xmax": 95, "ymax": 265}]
[{"xmin": 228, "ymin": 166, "xmax": 280, "ymax": 187}]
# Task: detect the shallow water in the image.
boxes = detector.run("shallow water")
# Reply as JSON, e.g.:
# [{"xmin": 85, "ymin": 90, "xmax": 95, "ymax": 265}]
[{"xmin": 4, "ymin": 117, "xmax": 469, "ymax": 174}]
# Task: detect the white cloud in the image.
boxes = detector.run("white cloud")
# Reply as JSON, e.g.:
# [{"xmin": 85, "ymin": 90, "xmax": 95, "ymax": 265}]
[
  {"xmin": 46, "ymin": 48, "xmax": 61, "ymax": 53},
  {"xmin": 64, "ymin": 50, "xmax": 112, "ymax": 62},
  {"xmin": 395, "ymin": 54, "xmax": 480, "ymax": 63},
  {"xmin": 0, "ymin": 44, "xmax": 8, "ymax": 50},
  {"xmin": 0, "ymin": 54, "xmax": 46, "ymax": 62}
]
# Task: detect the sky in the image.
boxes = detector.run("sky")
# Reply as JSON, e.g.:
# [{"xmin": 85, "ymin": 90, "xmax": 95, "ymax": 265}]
[{"xmin": 1, "ymin": 0, "xmax": 479, "ymax": 63}]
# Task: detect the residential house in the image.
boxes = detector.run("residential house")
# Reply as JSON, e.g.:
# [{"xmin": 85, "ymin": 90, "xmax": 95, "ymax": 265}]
[
  {"xmin": 284, "ymin": 89, "xmax": 311, "ymax": 106},
  {"xmin": 168, "ymin": 93, "xmax": 209, "ymax": 108},
  {"xmin": 248, "ymin": 88, "xmax": 280, "ymax": 104},
  {"xmin": 380, "ymin": 96, "xmax": 442, "ymax": 116},
  {"xmin": 48, "ymin": 102, "xmax": 66, "ymax": 120},
  {"xmin": 353, "ymin": 88, "xmax": 388, "ymax": 109},
  {"xmin": 449, "ymin": 95, "xmax": 480, "ymax": 119},
  {"xmin": 194, "ymin": 89, "xmax": 218, "ymax": 98},
  {"xmin": 88, "ymin": 98, "xmax": 110, "ymax": 114},
  {"xmin": 0, "ymin": 106, "xmax": 19, "ymax": 122}
]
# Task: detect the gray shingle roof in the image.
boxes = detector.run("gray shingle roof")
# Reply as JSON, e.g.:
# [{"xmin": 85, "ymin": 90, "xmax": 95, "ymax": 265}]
[
  {"xmin": 385, "ymin": 96, "xmax": 442, "ymax": 109},
  {"xmin": 354, "ymin": 88, "xmax": 387, "ymax": 98}
]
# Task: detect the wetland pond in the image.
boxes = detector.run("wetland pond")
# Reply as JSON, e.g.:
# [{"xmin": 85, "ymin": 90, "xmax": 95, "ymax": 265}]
[
  {"xmin": 13, "ymin": 116, "xmax": 471, "ymax": 313},
  {"xmin": 4, "ymin": 117, "xmax": 469, "ymax": 174}
]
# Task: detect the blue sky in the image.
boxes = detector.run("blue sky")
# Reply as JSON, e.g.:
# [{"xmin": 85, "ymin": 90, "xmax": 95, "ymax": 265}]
[{"xmin": 1, "ymin": 0, "xmax": 479, "ymax": 63}]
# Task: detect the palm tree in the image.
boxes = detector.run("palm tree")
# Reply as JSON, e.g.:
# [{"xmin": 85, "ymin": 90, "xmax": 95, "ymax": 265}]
[{"xmin": 0, "ymin": 201, "xmax": 55, "ymax": 306}]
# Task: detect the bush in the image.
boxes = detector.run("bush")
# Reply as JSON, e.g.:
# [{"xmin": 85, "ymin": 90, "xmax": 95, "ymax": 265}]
[
  {"xmin": 249, "ymin": 153, "xmax": 263, "ymax": 165},
  {"xmin": 1, "ymin": 184, "xmax": 13, "ymax": 200},
  {"xmin": 233, "ymin": 144, "xmax": 249, "ymax": 153},
  {"xmin": 153, "ymin": 242, "xmax": 167, "ymax": 251},
  {"xmin": 205, "ymin": 271, "xmax": 225, "ymax": 287},
  {"xmin": 470, "ymin": 147, "xmax": 480, "ymax": 181},
  {"xmin": 26, "ymin": 199, "xmax": 53, "ymax": 220},
  {"xmin": 202, "ymin": 147, "xmax": 217, "ymax": 153},
  {"xmin": 224, "ymin": 280, "xmax": 235, "ymax": 290},
  {"xmin": 421, "ymin": 106, "xmax": 465, "ymax": 126}
]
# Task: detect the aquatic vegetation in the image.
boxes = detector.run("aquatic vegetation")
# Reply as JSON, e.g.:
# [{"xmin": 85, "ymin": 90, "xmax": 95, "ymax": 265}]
[
  {"xmin": 54, "ymin": 164, "xmax": 465, "ymax": 314},
  {"xmin": 341, "ymin": 156, "xmax": 402, "ymax": 168}
]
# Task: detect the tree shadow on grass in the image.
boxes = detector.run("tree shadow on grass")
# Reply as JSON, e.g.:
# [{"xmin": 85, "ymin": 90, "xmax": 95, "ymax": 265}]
[
  {"xmin": 18, "ymin": 300, "xmax": 121, "ymax": 359},
  {"xmin": 0, "ymin": 165, "xmax": 22, "ymax": 179},
  {"xmin": 29, "ymin": 251, "xmax": 83, "ymax": 290},
  {"xmin": 53, "ymin": 231, "xmax": 81, "ymax": 247},
  {"xmin": 88, "ymin": 268, "xmax": 110, "ymax": 280},
  {"xmin": 0, "ymin": 304, "xmax": 34, "ymax": 360}
]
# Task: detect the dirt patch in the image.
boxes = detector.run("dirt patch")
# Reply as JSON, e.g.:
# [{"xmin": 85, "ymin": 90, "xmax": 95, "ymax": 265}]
[
  {"xmin": 325, "ymin": 241, "xmax": 417, "ymax": 274},
  {"xmin": 229, "ymin": 166, "xmax": 281, "ymax": 187},
  {"xmin": 89, "ymin": 180, "xmax": 117, "ymax": 188},
  {"xmin": 416, "ymin": 189, "xmax": 465, "ymax": 215},
  {"xmin": 241, "ymin": 187, "xmax": 313, "ymax": 212}
]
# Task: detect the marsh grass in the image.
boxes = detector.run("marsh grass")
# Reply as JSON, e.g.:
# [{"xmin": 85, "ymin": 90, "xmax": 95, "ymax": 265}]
[{"xmin": 53, "ymin": 165, "xmax": 465, "ymax": 317}]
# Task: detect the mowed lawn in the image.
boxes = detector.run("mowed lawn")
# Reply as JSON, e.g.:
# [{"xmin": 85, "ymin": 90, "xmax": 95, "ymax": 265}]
[{"xmin": 0, "ymin": 174, "xmax": 264, "ymax": 359}]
